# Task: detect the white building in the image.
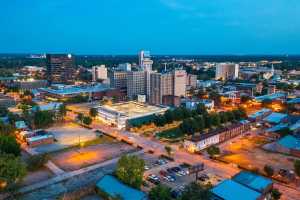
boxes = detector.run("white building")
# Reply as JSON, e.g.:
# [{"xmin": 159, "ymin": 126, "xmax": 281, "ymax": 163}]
[
  {"xmin": 118, "ymin": 63, "xmax": 132, "ymax": 71},
  {"xmin": 215, "ymin": 63, "xmax": 239, "ymax": 81},
  {"xmin": 184, "ymin": 133, "xmax": 220, "ymax": 152},
  {"xmin": 139, "ymin": 50, "xmax": 153, "ymax": 99},
  {"xmin": 92, "ymin": 65, "xmax": 107, "ymax": 82},
  {"xmin": 185, "ymin": 99, "xmax": 214, "ymax": 111}
]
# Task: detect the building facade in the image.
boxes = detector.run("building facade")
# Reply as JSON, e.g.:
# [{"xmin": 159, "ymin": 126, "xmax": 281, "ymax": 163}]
[
  {"xmin": 127, "ymin": 71, "xmax": 146, "ymax": 99},
  {"xmin": 92, "ymin": 65, "xmax": 107, "ymax": 82},
  {"xmin": 109, "ymin": 71, "xmax": 128, "ymax": 93},
  {"xmin": 215, "ymin": 63, "xmax": 239, "ymax": 81},
  {"xmin": 46, "ymin": 54, "xmax": 75, "ymax": 84}
]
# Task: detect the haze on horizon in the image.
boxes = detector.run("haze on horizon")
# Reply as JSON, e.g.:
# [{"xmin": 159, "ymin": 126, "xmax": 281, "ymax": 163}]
[{"xmin": 1, "ymin": 0, "xmax": 300, "ymax": 55}]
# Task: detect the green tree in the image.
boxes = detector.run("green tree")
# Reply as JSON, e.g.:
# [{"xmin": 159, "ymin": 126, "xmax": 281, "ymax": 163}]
[
  {"xmin": 115, "ymin": 155, "xmax": 145, "ymax": 188},
  {"xmin": 164, "ymin": 146, "xmax": 172, "ymax": 157},
  {"xmin": 89, "ymin": 107, "xmax": 98, "ymax": 118},
  {"xmin": 181, "ymin": 182, "xmax": 212, "ymax": 200},
  {"xmin": 34, "ymin": 110, "xmax": 54, "ymax": 129},
  {"xmin": 207, "ymin": 145, "xmax": 220, "ymax": 158},
  {"xmin": 196, "ymin": 103, "xmax": 208, "ymax": 115},
  {"xmin": 164, "ymin": 110, "xmax": 174, "ymax": 124},
  {"xmin": 0, "ymin": 153, "xmax": 26, "ymax": 189},
  {"xmin": 0, "ymin": 106, "xmax": 8, "ymax": 117},
  {"xmin": 271, "ymin": 188, "xmax": 282, "ymax": 200},
  {"xmin": 210, "ymin": 113, "xmax": 221, "ymax": 127},
  {"xmin": 294, "ymin": 160, "xmax": 300, "ymax": 177},
  {"xmin": 149, "ymin": 184, "xmax": 172, "ymax": 200},
  {"xmin": 0, "ymin": 121, "xmax": 15, "ymax": 136},
  {"xmin": 76, "ymin": 113, "xmax": 84, "ymax": 123},
  {"xmin": 263, "ymin": 165, "xmax": 274, "ymax": 177},
  {"xmin": 82, "ymin": 116, "xmax": 92, "ymax": 126},
  {"xmin": 194, "ymin": 115, "xmax": 205, "ymax": 132},
  {"xmin": 26, "ymin": 154, "xmax": 49, "ymax": 171},
  {"xmin": 0, "ymin": 135, "xmax": 21, "ymax": 157},
  {"xmin": 58, "ymin": 104, "xmax": 67, "ymax": 121}
]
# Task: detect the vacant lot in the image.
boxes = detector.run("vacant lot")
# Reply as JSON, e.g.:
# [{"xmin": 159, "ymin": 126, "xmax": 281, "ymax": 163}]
[
  {"xmin": 219, "ymin": 134, "xmax": 295, "ymax": 173},
  {"xmin": 50, "ymin": 142, "xmax": 136, "ymax": 171},
  {"xmin": 32, "ymin": 122, "xmax": 97, "ymax": 154}
]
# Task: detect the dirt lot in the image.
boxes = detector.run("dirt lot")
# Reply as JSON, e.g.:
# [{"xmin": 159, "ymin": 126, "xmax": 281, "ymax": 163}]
[
  {"xmin": 219, "ymin": 134, "xmax": 295, "ymax": 173},
  {"xmin": 50, "ymin": 142, "xmax": 136, "ymax": 171}
]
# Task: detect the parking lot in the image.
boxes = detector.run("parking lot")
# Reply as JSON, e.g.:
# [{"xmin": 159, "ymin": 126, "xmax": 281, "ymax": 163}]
[
  {"xmin": 31, "ymin": 122, "xmax": 98, "ymax": 154},
  {"xmin": 140, "ymin": 154, "xmax": 224, "ymax": 197}
]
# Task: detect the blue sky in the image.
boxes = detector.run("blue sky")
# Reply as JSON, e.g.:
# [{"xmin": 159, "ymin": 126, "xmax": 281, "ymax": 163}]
[{"xmin": 0, "ymin": 0, "xmax": 300, "ymax": 54}]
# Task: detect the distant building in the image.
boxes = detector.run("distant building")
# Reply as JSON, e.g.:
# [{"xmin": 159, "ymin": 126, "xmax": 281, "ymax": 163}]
[
  {"xmin": 186, "ymin": 74, "xmax": 197, "ymax": 88},
  {"xmin": 184, "ymin": 99, "xmax": 214, "ymax": 111},
  {"xmin": 118, "ymin": 63, "xmax": 132, "ymax": 71},
  {"xmin": 46, "ymin": 54, "xmax": 75, "ymax": 84},
  {"xmin": 173, "ymin": 69, "xmax": 186, "ymax": 97},
  {"xmin": 139, "ymin": 50, "xmax": 153, "ymax": 71},
  {"xmin": 150, "ymin": 72, "xmax": 173, "ymax": 105},
  {"xmin": 92, "ymin": 65, "xmax": 107, "ymax": 82},
  {"xmin": 109, "ymin": 71, "xmax": 128, "ymax": 93},
  {"xmin": 215, "ymin": 63, "xmax": 239, "ymax": 81},
  {"xmin": 127, "ymin": 71, "xmax": 146, "ymax": 99}
]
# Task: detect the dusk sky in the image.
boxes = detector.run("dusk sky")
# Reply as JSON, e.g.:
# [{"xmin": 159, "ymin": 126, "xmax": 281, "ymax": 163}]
[{"xmin": 1, "ymin": 0, "xmax": 300, "ymax": 55}]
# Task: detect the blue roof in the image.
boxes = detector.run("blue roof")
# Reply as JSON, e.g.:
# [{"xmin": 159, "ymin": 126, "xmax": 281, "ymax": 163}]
[
  {"xmin": 232, "ymin": 171, "xmax": 273, "ymax": 193},
  {"xmin": 264, "ymin": 112, "xmax": 287, "ymax": 124},
  {"xmin": 212, "ymin": 179, "xmax": 261, "ymax": 200},
  {"xmin": 96, "ymin": 175, "xmax": 147, "ymax": 200},
  {"xmin": 287, "ymin": 98, "xmax": 300, "ymax": 104},
  {"xmin": 266, "ymin": 123, "xmax": 288, "ymax": 132},
  {"xmin": 249, "ymin": 108, "xmax": 271, "ymax": 119},
  {"xmin": 277, "ymin": 135, "xmax": 300, "ymax": 150},
  {"xmin": 255, "ymin": 92, "xmax": 286, "ymax": 102}
]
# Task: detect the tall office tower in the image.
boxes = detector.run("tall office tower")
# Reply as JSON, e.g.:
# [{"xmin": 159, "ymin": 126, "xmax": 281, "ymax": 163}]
[
  {"xmin": 127, "ymin": 71, "xmax": 146, "ymax": 99},
  {"xmin": 215, "ymin": 63, "xmax": 239, "ymax": 81},
  {"xmin": 150, "ymin": 72, "xmax": 173, "ymax": 105},
  {"xmin": 92, "ymin": 65, "xmax": 107, "ymax": 82},
  {"xmin": 173, "ymin": 69, "xmax": 187, "ymax": 97},
  {"xmin": 139, "ymin": 50, "xmax": 153, "ymax": 99},
  {"xmin": 108, "ymin": 71, "xmax": 127, "ymax": 92},
  {"xmin": 118, "ymin": 63, "xmax": 132, "ymax": 71},
  {"xmin": 46, "ymin": 54, "xmax": 75, "ymax": 84}
]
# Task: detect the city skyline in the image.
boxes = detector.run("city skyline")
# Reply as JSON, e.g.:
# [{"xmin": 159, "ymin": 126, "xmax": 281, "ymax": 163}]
[{"xmin": 1, "ymin": 0, "xmax": 300, "ymax": 55}]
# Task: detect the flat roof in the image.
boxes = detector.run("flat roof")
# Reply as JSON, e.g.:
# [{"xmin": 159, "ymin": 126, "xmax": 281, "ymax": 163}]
[
  {"xmin": 232, "ymin": 171, "xmax": 273, "ymax": 193},
  {"xmin": 27, "ymin": 134, "xmax": 53, "ymax": 142},
  {"xmin": 255, "ymin": 92, "xmax": 286, "ymax": 102},
  {"xmin": 264, "ymin": 112, "xmax": 287, "ymax": 124},
  {"xmin": 212, "ymin": 179, "xmax": 261, "ymax": 200},
  {"xmin": 40, "ymin": 84, "xmax": 110, "ymax": 96},
  {"xmin": 96, "ymin": 175, "xmax": 147, "ymax": 200},
  {"xmin": 277, "ymin": 135, "xmax": 300, "ymax": 150},
  {"xmin": 249, "ymin": 108, "xmax": 271, "ymax": 119},
  {"xmin": 99, "ymin": 101, "xmax": 168, "ymax": 118}
]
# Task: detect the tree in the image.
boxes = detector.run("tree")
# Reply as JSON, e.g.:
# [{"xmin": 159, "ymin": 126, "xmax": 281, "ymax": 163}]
[
  {"xmin": 115, "ymin": 155, "xmax": 145, "ymax": 188},
  {"xmin": 26, "ymin": 154, "xmax": 49, "ymax": 171},
  {"xmin": 271, "ymin": 188, "xmax": 282, "ymax": 200},
  {"xmin": 294, "ymin": 159, "xmax": 300, "ymax": 177},
  {"xmin": 0, "ymin": 135, "xmax": 21, "ymax": 157},
  {"xmin": 240, "ymin": 95, "xmax": 252, "ymax": 103},
  {"xmin": 82, "ymin": 116, "xmax": 92, "ymax": 126},
  {"xmin": 58, "ymin": 104, "xmax": 67, "ymax": 121},
  {"xmin": 209, "ymin": 91, "xmax": 221, "ymax": 106},
  {"xmin": 0, "ymin": 153, "xmax": 26, "ymax": 189},
  {"xmin": 210, "ymin": 113, "xmax": 221, "ymax": 127},
  {"xmin": 181, "ymin": 182, "xmax": 212, "ymax": 200},
  {"xmin": 76, "ymin": 113, "xmax": 84, "ymax": 123},
  {"xmin": 196, "ymin": 103, "xmax": 208, "ymax": 115},
  {"xmin": 89, "ymin": 108, "xmax": 98, "ymax": 118},
  {"xmin": 263, "ymin": 165, "xmax": 274, "ymax": 177},
  {"xmin": 0, "ymin": 106, "xmax": 8, "ymax": 117},
  {"xmin": 164, "ymin": 146, "xmax": 172, "ymax": 157},
  {"xmin": 149, "ymin": 184, "xmax": 172, "ymax": 200},
  {"xmin": 164, "ymin": 110, "xmax": 174, "ymax": 124},
  {"xmin": 0, "ymin": 121, "xmax": 15, "ymax": 136},
  {"xmin": 34, "ymin": 110, "xmax": 54, "ymax": 129},
  {"xmin": 207, "ymin": 145, "xmax": 220, "ymax": 158}
]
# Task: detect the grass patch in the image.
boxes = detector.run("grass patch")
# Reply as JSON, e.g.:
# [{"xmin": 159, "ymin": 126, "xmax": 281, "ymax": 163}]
[{"xmin": 156, "ymin": 128, "xmax": 185, "ymax": 140}]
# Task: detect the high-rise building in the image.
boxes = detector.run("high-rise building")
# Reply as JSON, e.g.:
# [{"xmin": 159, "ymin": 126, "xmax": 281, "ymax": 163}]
[
  {"xmin": 150, "ymin": 72, "xmax": 173, "ymax": 105},
  {"xmin": 215, "ymin": 63, "xmax": 239, "ymax": 81},
  {"xmin": 118, "ymin": 63, "xmax": 132, "ymax": 71},
  {"xmin": 127, "ymin": 71, "xmax": 146, "ymax": 99},
  {"xmin": 173, "ymin": 69, "xmax": 187, "ymax": 97},
  {"xmin": 92, "ymin": 65, "xmax": 107, "ymax": 82},
  {"xmin": 139, "ymin": 50, "xmax": 153, "ymax": 99},
  {"xmin": 186, "ymin": 74, "xmax": 197, "ymax": 88},
  {"xmin": 46, "ymin": 54, "xmax": 75, "ymax": 84},
  {"xmin": 108, "ymin": 71, "xmax": 127, "ymax": 92}
]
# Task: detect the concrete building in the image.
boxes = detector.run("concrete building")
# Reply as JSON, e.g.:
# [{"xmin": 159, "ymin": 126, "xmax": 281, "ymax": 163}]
[
  {"xmin": 215, "ymin": 63, "xmax": 239, "ymax": 81},
  {"xmin": 118, "ymin": 63, "xmax": 132, "ymax": 71},
  {"xmin": 92, "ymin": 65, "xmax": 107, "ymax": 82},
  {"xmin": 173, "ymin": 69, "xmax": 186, "ymax": 97},
  {"xmin": 150, "ymin": 72, "xmax": 173, "ymax": 105},
  {"xmin": 186, "ymin": 74, "xmax": 197, "ymax": 88},
  {"xmin": 109, "ymin": 71, "xmax": 128, "ymax": 93},
  {"xmin": 127, "ymin": 71, "xmax": 146, "ymax": 99},
  {"xmin": 139, "ymin": 50, "xmax": 153, "ymax": 71},
  {"xmin": 46, "ymin": 54, "xmax": 75, "ymax": 84}
]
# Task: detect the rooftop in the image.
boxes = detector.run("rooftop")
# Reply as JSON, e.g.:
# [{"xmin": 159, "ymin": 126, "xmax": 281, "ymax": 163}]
[
  {"xmin": 96, "ymin": 175, "xmax": 147, "ymax": 200},
  {"xmin": 263, "ymin": 112, "xmax": 288, "ymax": 124},
  {"xmin": 277, "ymin": 135, "xmax": 300, "ymax": 150},
  {"xmin": 255, "ymin": 92, "xmax": 286, "ymax": 102},
  {"xmin": 232, "ymin": 171, "xmax": 273, "ymax": 193},
  {"xmin": 249, "ymin": 108, "xmax": 271, "ymax": 119},
  {"xmin": 211, "ymin": 179, "xmax": 261, "ymax": 200}
]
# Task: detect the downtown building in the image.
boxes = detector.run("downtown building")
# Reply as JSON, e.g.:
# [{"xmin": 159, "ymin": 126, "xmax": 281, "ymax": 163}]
[
  {"xmin": 92, "ymin": 65, "xmax": 108, "ymax": 82},
  {"xmin": 127, "ymin": 71, "xmax": 146, "ymax": 100},
  {"xmin": 149, "ymin": 69, "xmax": 186, "ymax": 106},
  {"xmin": 215, "ymin": 63, "xmax": 239, "ymax": 81},
  {"xmin": 46, "ymin": 54, "xmax": 75, "ymax": 84},
  {"xmin": 108, "ymin": 70, "xmax": 128, "ymax": 94}
]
